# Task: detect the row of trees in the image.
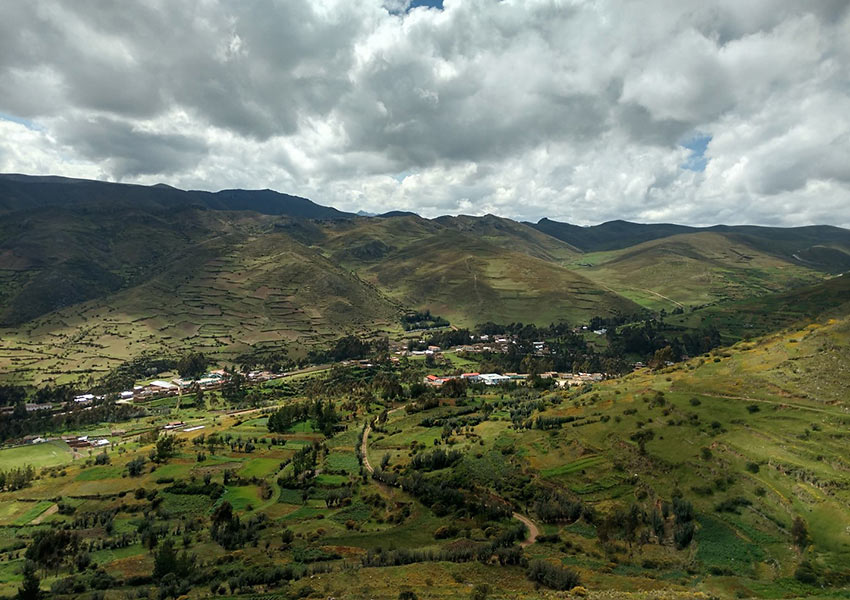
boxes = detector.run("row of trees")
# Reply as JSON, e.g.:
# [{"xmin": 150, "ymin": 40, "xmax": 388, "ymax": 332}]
[
  {"xmin": 267, "ymin": 398, "xmax": 339, "ymax": 437},
  {"xmin": 0, "ymin": 464, "xmax": 36, "ymax": 492}
]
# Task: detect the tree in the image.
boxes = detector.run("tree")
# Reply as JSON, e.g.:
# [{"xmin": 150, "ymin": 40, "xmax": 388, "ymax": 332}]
[
  {"xmin": 649, "ymin": 345, "xmax": 674, "ymax": 369},
  {"xmin": 127, "ymin": 456, "xmax": 146, "ymax": 477},
  {"xmin": 25, "ymin": 530, "xmax": 78, "ymax": 573},
  {"xmin": 471, "ymin": 583, "xmax": 490, "ymax": 600},
  {"xmin": 177, "ymin": 353, "xmax": 208, "ymax": 379},
  {"xmin": 630, "ymin": 429, "xmax": 655, "ymax": 454},
  {"xmin": 792, "ymin": 516, "xmax": 809, "ymax": 549},
  {"xmin": 221, "ymin": 369, "xmax": 246, "ymax": 403},
  {"xmin": 441, "ymin": 377, "xmax": 467, "ymax": 398},
  {"xmin": 154, "ymin": 435, "xmax": 176, "ymax": 462},
  {"xmin": 17, "ymin": 561, "xmax": 40, "ymax": 600},
  {"xmin": 153, "ymin": 539, "xmax": 178, "ymax": 579}
]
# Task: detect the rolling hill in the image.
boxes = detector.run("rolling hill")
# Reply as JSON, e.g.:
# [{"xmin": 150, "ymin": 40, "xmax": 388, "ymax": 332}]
[
  {"xmin": 0, "ymin": 174, "xmax": 847, "ymax": 385},
  {"xmin": 533, "ymin": 217, "xmax": 850, "ymax": 273},
  {"xmin": 567, "ymin": 232, "xmax": 826, "ymax": 310},
  {"xmin": 318, "ymin": 214, "xmax": 638, "ymax": 327}
]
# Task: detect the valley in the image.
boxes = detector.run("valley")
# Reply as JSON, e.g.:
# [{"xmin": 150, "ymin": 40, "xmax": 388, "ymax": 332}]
[{"xmin": 0, "ymin": 176, "xmax": 849, "ymax": 600}]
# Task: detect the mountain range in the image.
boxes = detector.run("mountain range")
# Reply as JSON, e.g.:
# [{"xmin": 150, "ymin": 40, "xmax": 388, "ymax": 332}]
[{"xmin": 1, "ymin": 173, "xmax": 849, "ymax": 384}]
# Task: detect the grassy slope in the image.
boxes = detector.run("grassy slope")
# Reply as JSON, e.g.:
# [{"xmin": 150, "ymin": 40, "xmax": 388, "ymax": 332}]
[
  {"xmin": 321, "ymin": 215, "xmax": 640, "ymax": 327},
  {"xmin": 433, "ymin": 214, "xmax": 582, "ymax": 261},
  {"xmin": 525, "ymin": 313, "xmax": 850, "ymax": 591},
  {"xmin": 568, "ymin": 232, "xmax": 825, "ymax": 310},
  {"xmin": 0, "ymin": 221, "xmax": 400, "ymax": 384},
  {"xmin": 1, "ymin": 310, "xmax": 849, "ymax": 598},
  {"xmin": 0, "ymin": 200, "xmax": 840, "ymax": 386},
  {"xmin": 667, "ymin": 274, "xmax": 850, "ymax": 342}
]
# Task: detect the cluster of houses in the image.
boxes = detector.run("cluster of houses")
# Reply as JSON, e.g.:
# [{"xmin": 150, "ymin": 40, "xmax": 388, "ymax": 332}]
[
  {"xmin": 62, "ymin": 435, "xmax": 111, "ymax": 449},
  {"xmin": 160, "ymin": 421, "xmax": 205, "ymax": 433},
  {"xmin": 396, "ymin": 334, "xmax": 555, "ymax": 358},
  {"xmin": 425, "ymin": 372, "xmax": 521, "ymax": 386},
  {"xmin": 424, "ymin": 371, "xmax": 604, "ymax": 387}
]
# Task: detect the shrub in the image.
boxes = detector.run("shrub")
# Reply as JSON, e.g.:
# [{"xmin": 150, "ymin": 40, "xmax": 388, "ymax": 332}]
[
  {"xmin": 792, "ymin": 517, "xmax": 809, "ymax": 549},
  {"xmin": 673, "ymin": 521, "xmax": 695, "ymax": 549},
  {"xmin": 526, "ymin": 560, "xmax": 581, "ymax": 591},
  {"xmin": 794, "ymin": 560, "xmax": 818, "ymax": 585},
  {"xmin": 127, "ymin": 457, "xmax": 146, "ymax": 477},
  {"xmin": 715, "ymin": 497, "xmax": 752, "ymax": 514}
]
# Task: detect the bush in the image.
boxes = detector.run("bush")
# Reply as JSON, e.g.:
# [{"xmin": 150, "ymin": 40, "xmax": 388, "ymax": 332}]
[
  {"xmin": 470, "ymin": 583, "xmax": 490, "ymax": 600},
  {"xmin": 715, "ymin": 497, "xmax": 752, "ymax": 514},
  {"xmin": 795, "ymin": 560, "xmax": 818, "ymax": 585},
  {"xmin": 127, "ymin": 457, "xmax": 146, "ymax": 477},
  {"xmin": 792, "ymin": 517, "xmax": 809, "ymax": 549},
  {"xmin": 434, "ymin": 525, "xmax": 457, "ymax": 540},
  {"xmin": 526, "ymin": 560, "xmax": 581, "ymax": 591},
  {"xmin": 673, "ymin": 521, "xmax": 695, "ymax": 549}
]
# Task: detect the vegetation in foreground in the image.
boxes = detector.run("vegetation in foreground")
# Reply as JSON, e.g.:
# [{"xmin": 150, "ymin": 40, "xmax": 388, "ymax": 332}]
[{"xmin": 0, "ymin": 294, "xmax": 848, "ymax": 599}]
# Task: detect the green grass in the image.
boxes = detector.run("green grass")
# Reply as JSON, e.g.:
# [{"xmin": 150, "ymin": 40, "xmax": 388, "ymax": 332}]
[
  {"xmin": 330, "ymin": 501, "xmax": 372, "ymax": 524},
  {"xmin": 540, "ymin": 455, "xmax": 605, "ymax": 478},
  {"xmin": 220, "ymin": 485, "xmax": 261, "ymax": 511},
  {"xmin": 0, "ymin": 441, "xmax": 73, "ymax": 470},
  {"xmin": 324, "ymin": 451, "xmax": 360, "ymax": 474},
  {"xmin": 278, "ymin": 488, "xmax": 304, "ymax": 504},
  {"xmin": 695, "ymin": 515, "xmax": 766, "ymax": 574},
  {"xmin": 314, "ymin": 473, "xmax": 348, "ymax": 486},
  {"xmin": 12, "ymin": 501, "xmax": 53, "ymax": 526},
  {"xmin": 237, "ymin": 458, "xmax": 282, "ymax": 478},
  {"xmin": 160, "ymin": 492, "xmax": 214, "ymax": 516},
  {"xmin": 75, "ymin": 465, "xmax": 123, "ymax": 481}
]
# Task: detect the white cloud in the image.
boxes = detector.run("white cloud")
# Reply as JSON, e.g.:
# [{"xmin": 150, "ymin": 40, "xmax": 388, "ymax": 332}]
[{"xmin": 0, "ymin": 0, "xmax": 847, "ymax": 226}]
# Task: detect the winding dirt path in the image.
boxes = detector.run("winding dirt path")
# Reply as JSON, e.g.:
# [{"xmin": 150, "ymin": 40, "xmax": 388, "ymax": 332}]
[
  {"xmin": 512, "ymin": 512, "xmax": 539, "ymax": 547},
  {"xmin": 360, "ymin": 407, "xmax": 404, "ymax": 475},
  {"xmin": 360, "ymin": 407, "xmax": 539, "ymax": 546}
]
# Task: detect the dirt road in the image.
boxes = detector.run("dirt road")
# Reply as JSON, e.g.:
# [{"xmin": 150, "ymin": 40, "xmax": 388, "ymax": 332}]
[{"xmin": 513, "ymin": 512, "xmax": 539, "ymax": 546}]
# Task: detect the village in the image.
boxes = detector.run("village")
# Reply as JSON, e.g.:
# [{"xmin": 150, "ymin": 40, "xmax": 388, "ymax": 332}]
[{"xmin": 423, "ymin": 370, "xmax": 604, "ymax": 387}]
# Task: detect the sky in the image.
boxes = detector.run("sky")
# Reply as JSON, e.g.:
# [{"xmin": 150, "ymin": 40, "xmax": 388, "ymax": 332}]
[{"xmin": 0, "ymin": 0, "xmax": 848, "ymax": 226}]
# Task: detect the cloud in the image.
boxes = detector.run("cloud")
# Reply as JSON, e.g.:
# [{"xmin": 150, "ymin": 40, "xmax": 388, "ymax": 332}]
[{"xmin": 0, "ymin": 0, "xmax": 847, "ymax": 226}]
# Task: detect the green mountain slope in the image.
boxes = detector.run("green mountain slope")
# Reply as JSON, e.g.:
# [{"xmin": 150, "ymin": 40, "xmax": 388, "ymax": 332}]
[
  {"xmin": 532, "ymin": 217, "xmax": 695, "ymax": 252},
  {"xmin": 568, "ymin": 232, "xmax": 826, "ymax": 310},
  {"xmin": 0, "ymin": 217, "xmax": 400, "ymax": 384},
  {"xmin": 513, "ymin": 312, "xmax": 850, "ymax": 593},
  {"xmin": 319, "ymin": 215, "xmax": 637, "ymax": 327},
  {"xmin": 0, "ymin": 174, "xmax": 846, "ymax": 387},
  {"xmin": 433, "ymin": 214, "xmax": 581, "ymax": 261},
  {"xmin": 533, "ymin": 218, "xmax": 850, "ymax": 273}
]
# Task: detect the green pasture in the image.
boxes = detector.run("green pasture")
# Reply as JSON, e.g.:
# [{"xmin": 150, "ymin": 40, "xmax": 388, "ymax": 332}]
[{"xmin": 0, "ymin": 441, "xmax": 74, "ymax": 470}]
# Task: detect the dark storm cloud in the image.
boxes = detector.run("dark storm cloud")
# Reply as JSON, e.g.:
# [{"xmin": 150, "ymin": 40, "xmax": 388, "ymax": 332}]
[{"xmin": 57, "ymin": 116, "xmax": 208, "ymax": 178}]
